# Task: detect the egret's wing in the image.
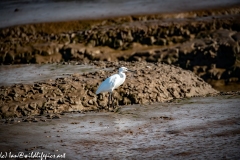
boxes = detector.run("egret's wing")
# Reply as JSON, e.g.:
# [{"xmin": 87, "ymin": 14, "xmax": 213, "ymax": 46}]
[
  {"xmin": 96, "ymin": 74, "xmax": 118, "ymax": 94},
  {"xmin": 109, "ymin": 74, "xmax": 118, "ymax": 88}
]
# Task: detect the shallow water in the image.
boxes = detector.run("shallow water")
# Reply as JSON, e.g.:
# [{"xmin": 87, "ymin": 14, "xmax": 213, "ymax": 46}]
[
  {"xmin": 0, "ymin": 64, "xmax": 97, "ymax": 86},
  {"xmin": 0, "ymin": 95, "xmax": 240, "ymax": 159},
  {"xmin": 0, "ymin": 0, "xmax": 240, "ymax": 28}
]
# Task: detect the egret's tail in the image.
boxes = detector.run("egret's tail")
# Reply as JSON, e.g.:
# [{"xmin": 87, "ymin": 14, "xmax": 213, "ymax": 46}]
[
  {"xmin": 95, "ymin": 90, "xmax": 100, "ymax": 95},
  {"xmin": 95, "ymin": 86, "xmax": 102, "ymax": 94}
]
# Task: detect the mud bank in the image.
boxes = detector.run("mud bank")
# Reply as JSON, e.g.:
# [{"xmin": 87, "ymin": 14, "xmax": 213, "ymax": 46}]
[
  {"xmin": 0, "ymin": 61, "xmax": 218, "ymax": 119},
  {"xmin": 1, "ymin": 95, "xmax": 240, "ymax": 159}
]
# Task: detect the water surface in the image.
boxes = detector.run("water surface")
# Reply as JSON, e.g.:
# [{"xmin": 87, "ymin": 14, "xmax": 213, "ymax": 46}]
[
  {"xmin": 0, "ymin": 64, "xmax": 96, "ymax": 86},
  {"xmin": 0, "ymin": 0, "xmax": 240, "ymax": 28}
]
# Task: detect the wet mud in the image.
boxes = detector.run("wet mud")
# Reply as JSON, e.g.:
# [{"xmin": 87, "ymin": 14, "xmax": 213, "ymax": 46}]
[
  {"xmin": 0, "ymin": 63, "xmax": 96, "ymax": 86},
  {"xmin": 0, "ymin": 95, "xmax": 240, "ymax": 159}
]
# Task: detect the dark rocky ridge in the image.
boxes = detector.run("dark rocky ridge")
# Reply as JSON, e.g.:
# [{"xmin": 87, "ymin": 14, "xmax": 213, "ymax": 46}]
[
  {"xmin": 0, "ymin": 7, "xmax": 240, "ymax": 90},
  {"xmin": 0, "ymin": 61, "xmax": 218, "ymax": 119}
]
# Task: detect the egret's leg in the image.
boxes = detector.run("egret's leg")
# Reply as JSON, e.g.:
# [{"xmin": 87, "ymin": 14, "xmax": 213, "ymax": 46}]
[
  {"xmin": 108, "ymin": 92, "xmax": 112, "ymax": 110},
  {"xmin": 111, "ymin": 92, "xmax": 115, "ymax": 109}
]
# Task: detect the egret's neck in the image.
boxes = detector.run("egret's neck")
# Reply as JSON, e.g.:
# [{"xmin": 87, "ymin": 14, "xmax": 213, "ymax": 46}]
[{"xmin": 119, "ymin": 71, "xmax": 126, "ymax": 79}]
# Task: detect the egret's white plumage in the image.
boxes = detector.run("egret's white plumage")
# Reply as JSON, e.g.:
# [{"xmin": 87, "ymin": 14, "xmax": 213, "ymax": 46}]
[
  {"xmin": 96, "ymin": 69, "xmax": 126, "ymax": 94},
  {"xmin": 96, "ymin": 67, "xmax": 134, "ymax": 109}
]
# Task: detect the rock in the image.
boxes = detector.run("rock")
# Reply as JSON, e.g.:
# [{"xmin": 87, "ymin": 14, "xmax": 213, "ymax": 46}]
[
  {"xmin": 231, "ymin": 32, "xmax": 240, "ymax": 42},
  {"xmin": 87, "ymin": 90, "xmax": 95, "ymax": 97},
  {"xmin": 29, "ymin": 103, "xmax": 37, "ymax": 110},
  {"xmin": 156, "ymin": 38, "xmax": 167, "ymax": 45},
  {"xmin": 142, "ymin": 36, "xmax": 156, "ymax": 45},
  {"xmin": 9, "ymin": 105, "xmax": 18, "ymax": 113},
  {"xmin": 113, "ymin": 39, "xmax": 123, "ymax": 48},
  {"xmin": 4, "ymin": 52, "xmax": 15, "ymax": 64},
  {"xmin": 52, "ymin": 114, "xmax": 61, "ymax": 119},
  {"xmin": 88, "ymin": 99, "xmax": 94, "ymax": 105},
  {"xmin": 0, "ymin": 106, "xmax": 9, "ymax": 114},
  {"xmin": 216, "ymin": 44, "xmax": 236, "ymax": 68},
  {"xmin": 58, "ymin": 98, "xmax": 65, "ymax": 104}
]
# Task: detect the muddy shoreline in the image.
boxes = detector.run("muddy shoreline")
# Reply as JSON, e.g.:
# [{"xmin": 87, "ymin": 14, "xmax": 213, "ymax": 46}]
[{"xmin": 1, "ymin": 94, "xmax": 240, "ymax": 159}]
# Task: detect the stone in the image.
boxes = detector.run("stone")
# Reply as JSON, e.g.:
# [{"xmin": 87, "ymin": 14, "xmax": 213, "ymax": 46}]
[
  {"xmin": 231, "ymin": 32, "xmax": 240, "ymax": 42},
  {"xmin": 113, "ymin": 39, "xmax": 123, "ymax": 48},
  {"xmin": 88, "ymin": 99, "xmax": 94, "ymax": 105}
]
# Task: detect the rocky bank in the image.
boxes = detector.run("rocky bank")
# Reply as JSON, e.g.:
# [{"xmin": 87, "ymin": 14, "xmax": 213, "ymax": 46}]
[
  {"xmin": 0, "ymin": 6, "xmax": 240, "ymax": 90},
  {"xmin": 0, "ymin": 61, "xmax": 218, "ymax": 119},
  {"xmin": 1, "ymin": 6, "xmax": 240, "ymax": 118}
]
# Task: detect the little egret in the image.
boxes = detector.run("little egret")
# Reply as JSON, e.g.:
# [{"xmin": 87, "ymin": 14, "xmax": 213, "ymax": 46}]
[{"xmin": 96, "ymin": 67, "xmax": 134, "ymax": 110}]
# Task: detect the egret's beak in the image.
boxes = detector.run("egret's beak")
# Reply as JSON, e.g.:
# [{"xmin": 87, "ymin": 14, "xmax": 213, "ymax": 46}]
[{"xmin": 128, "ymin": 69, "xmax": 136, "ymax": 73}]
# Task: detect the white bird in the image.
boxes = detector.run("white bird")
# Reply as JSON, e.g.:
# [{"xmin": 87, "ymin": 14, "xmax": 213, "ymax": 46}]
[{"xmin": 96, "ymin": 67, "xmax": 134, "ymax": 110}]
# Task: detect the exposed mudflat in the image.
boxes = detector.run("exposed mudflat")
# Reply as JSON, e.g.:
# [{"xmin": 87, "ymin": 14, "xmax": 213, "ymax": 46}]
[{"xmin": 1, "ymin": 94, "xmax": 240, "ymax": 159}]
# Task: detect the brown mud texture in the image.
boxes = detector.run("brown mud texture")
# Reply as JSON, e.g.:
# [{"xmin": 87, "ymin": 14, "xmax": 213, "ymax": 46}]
[
  {"xmin": 0, "ymin": 61, "xmax": 218, "ymax": 119},
  {"xmin": 0, "ymin": 94, "xmax": 240, "ymax": 159},
  {"xmin": 1, "ymin": 6, "xmax": 240, "ymax": 89}
]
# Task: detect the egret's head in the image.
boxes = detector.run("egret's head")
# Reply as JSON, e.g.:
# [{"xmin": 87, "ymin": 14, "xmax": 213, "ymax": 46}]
[
  {"xmin": 119, "ymin": 67, "xmax": 135, "ymax": 73},
  {"xmin": 119, "ymin": 67, "xmax": 128, "ymax": 73}
]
